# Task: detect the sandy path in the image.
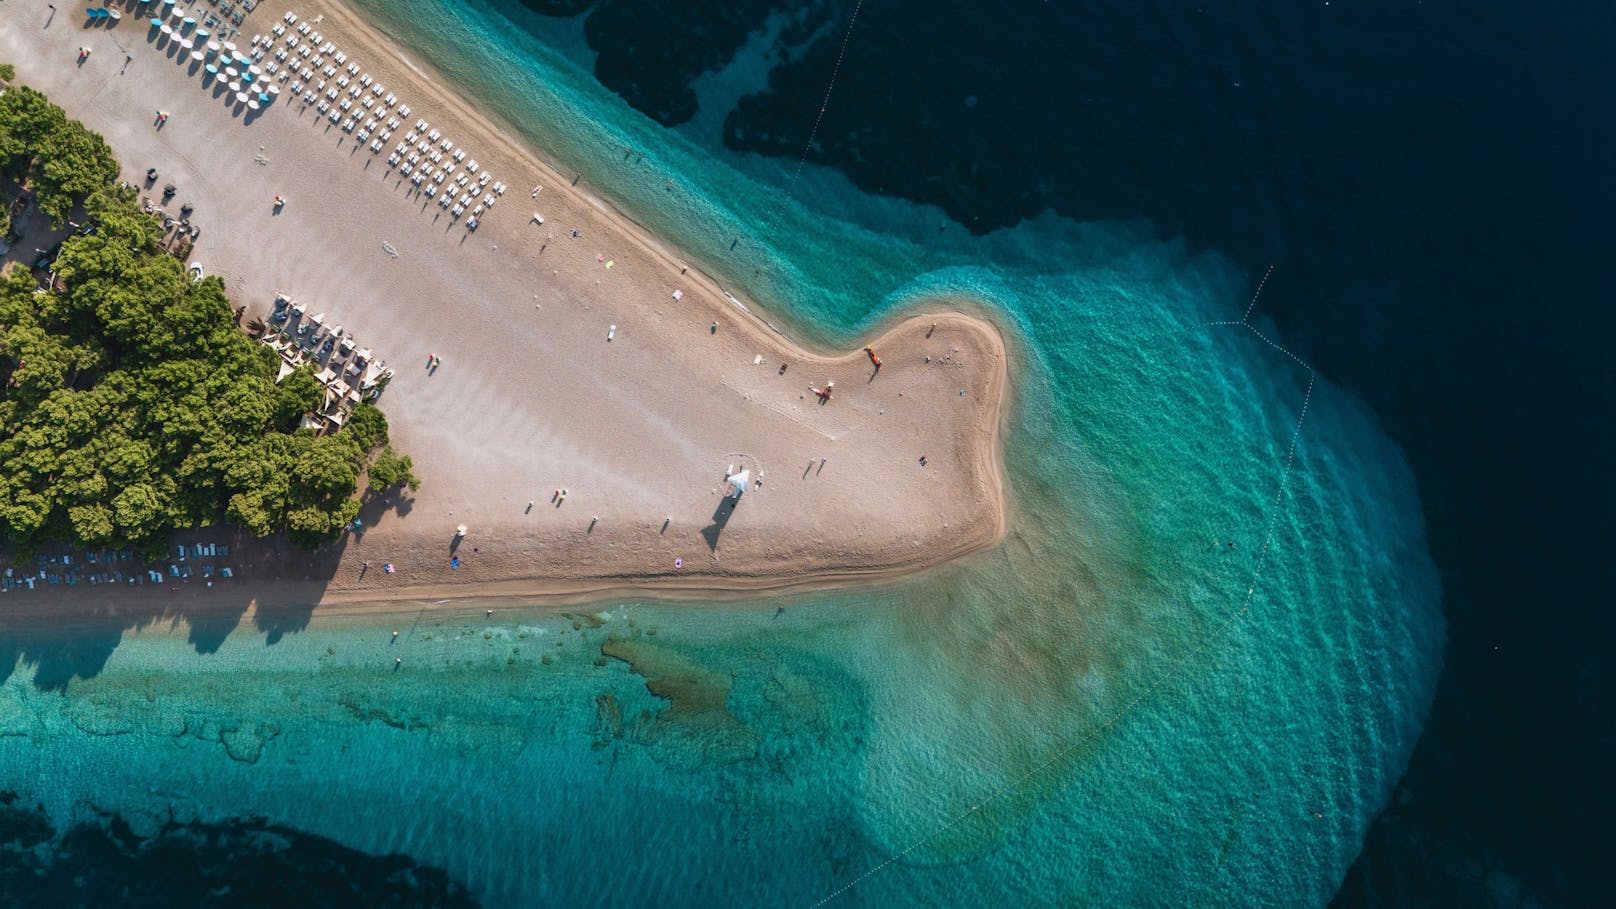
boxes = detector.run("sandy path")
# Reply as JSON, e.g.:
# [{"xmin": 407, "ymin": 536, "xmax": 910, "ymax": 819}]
[{"xmin": 0, "ymin": 0, "xmax": 1010, "ymax": 611}]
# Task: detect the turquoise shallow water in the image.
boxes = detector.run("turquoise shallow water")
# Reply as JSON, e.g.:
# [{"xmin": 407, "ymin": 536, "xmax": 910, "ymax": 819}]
[{"xmin": 0, "ymin": 1, "xmax": 1443, "ymax": 904}]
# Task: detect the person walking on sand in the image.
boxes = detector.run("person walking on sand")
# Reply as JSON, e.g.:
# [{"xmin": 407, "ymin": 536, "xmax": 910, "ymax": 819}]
[{"xmin": 121, "ymin": 54, "xmax": 132, "ymax": 75}]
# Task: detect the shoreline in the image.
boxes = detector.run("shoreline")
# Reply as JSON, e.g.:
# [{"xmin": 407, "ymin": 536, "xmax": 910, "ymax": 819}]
[{"xmin": 0, "ymin": 0, "xmax": 1014, "ymax": 622}]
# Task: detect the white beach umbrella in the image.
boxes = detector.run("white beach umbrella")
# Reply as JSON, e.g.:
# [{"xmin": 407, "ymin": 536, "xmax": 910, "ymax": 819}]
[{"xmin": 729, "ymin": 470, "xmax": 751, "ymax": 496}]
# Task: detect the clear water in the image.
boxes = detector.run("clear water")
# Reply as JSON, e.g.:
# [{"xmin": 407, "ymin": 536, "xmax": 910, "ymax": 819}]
[{"xmin": 0, "ymin": 1, "xmax": 1444, "ymax": 904}]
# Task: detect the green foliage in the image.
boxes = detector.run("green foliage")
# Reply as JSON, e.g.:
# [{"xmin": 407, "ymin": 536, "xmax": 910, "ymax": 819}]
[
  {"xmin": 0, "ymin": 91, "xmax": 413, "ymax": 553},
  {"xmin": 367, "ymin": 447, "xmax": 420, "ymax": 494},
  {"xmin": 273, "ymin": 365, "xmax": 325, "ymax": 431},
  {"xmin": 345, "ymin": 403, "xmax": 389, "ymax": 453},
  {"xmin": 0, "ymin": 65, "xmax": 14, "ymax": 85},
  {"xmin": 0, "ymin": 86, "xmax": 119, "ymax": 225}
]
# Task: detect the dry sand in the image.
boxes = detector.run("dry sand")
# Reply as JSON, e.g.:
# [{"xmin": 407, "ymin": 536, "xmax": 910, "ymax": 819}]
[{"xmin": 0, "ymin": 0, "xmax": 1010, "ymax": 615}]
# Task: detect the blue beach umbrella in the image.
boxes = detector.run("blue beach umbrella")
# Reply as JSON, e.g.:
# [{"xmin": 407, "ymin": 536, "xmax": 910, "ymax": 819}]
[
  {"xmin": 241, "ymin": 72, "xmax": 254, "ymax": 84},
  {"xmin": 204, "ymin": 63, "xmax": 217, "ymax": 74},
  {"xmin": 195, "ymin": 28, "xmax": 209, "ymax": 40},
  {"xmin": 86, "ymin": 8, "xmax": 103, "ymax": 18},
  {"xmin": 149, "ymin": 17, "xmax": 162, "ymax": 28},
  {"xmin": 183, "ymin": 17, "xmax": 195, "ymax": 29}
]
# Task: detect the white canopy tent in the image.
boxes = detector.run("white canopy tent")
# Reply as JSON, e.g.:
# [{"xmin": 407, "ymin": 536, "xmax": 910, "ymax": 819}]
[{"xmin": 728, "ymin": 469, "xmax": 750, "ymax": 498}]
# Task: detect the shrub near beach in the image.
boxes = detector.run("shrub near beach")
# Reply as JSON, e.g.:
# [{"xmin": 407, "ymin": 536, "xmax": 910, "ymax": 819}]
[
  {"xmin": 0, "ymin": 89, "xmax": 412, "ymax": 556},
  {"xmin": 0, "ymin": 85, "xmax": 119, "ymax": 226}
]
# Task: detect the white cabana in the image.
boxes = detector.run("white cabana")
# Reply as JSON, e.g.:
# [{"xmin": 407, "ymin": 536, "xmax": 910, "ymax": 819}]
[{"xmin": 728, "ymin": 469, "xmax": 750, "ymax": 498}]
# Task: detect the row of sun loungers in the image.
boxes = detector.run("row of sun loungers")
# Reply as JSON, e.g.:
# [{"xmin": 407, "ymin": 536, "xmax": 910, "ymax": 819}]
[{"xmin": 278, "ymin": 11, "xmax": 508, "ymax": 230}]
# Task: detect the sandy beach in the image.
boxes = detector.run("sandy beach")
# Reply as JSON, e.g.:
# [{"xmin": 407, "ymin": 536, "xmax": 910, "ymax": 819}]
[{"xmin": 0, "ymin": 0, "xmax": 1009, "ymax": 617}]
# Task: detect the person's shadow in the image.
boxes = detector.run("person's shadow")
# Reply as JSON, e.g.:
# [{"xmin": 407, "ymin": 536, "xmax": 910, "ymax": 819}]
[{"xmin": 700, "ymin": 495, "xmax": 739, "ymax": 551}]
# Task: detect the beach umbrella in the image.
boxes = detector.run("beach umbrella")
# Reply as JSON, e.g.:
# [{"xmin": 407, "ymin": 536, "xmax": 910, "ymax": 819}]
[
  {"xmin": 169, "ymin": 8, "xmax": 183, "ymax": 22},
  {"xmin": 195, "ymin": 28, "xmax": 209, "ymax": 40},
  {"xmin": 222, "ymin": 40, "xmax": 236, "ymax": 52},
  {"xmin": 160, "ymin": 24, "xmax": 172, "ymax": 36},
  {"xmin": 204, "ymin": 63, "xmax": 217, "ymax": 75},
  {"xmin": 149, "ymin": 17, "xmax": 162, "ymax": 28},
  {"xmin": 108, "ymin": 9, "xmax": 121, "ymax": 22},
  {"xmin": 729, "ymin": 470, "xmax": 751, "ymax": 497},
  {"xmin": 183, "ymin": 17, "xmax": 195, "ymax": 29},
  {"xmin": 249, "ymin": 64, "xmax": 262, "ymax": 76},
  {"xmin": 224, "ymin": 66, "xmax": 237, "ymax": 78},
  {"xmin": 86, "ymin": 8, "xmax": 101, "ymax": 18},
  {"xmin": 257, "ymin": 93, "xmax": 270, "ymax": 104},
  {"xmin": 227, "ymin": 80, "xmax": 240, "ymax": 92},
  {"xmin": 236, "ymin": 91, "xmax": 249, "ymax": 105},
  {"xmin": 248, "ymin": 99, "xmax": 260, "ymax": 111},
  {"xmin": 190, "ymin": 50, "xmax": 204, "ymax": 62},
  {"xmin": 206, "ymin": 40, "xmax": 219, "ymax": 52},
  {"xmin": 180, "ymin": 38, "xmax": 193, "ymax": 50},
  {"xmin": 241, "ymin": 72, "xmax": 254, "ymax": 84}
]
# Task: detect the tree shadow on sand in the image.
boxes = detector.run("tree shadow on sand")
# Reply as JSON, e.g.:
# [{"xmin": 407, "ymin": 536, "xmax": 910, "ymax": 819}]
[{"xmin": 0, "ymin": 522, "xmax": 378, "ymax": 690}]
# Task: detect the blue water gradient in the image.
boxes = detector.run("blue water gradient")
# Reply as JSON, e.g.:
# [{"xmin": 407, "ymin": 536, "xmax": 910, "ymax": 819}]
[{"xmin": 0, "ymin": 1, "xmax": 1444, "ymax": 904}]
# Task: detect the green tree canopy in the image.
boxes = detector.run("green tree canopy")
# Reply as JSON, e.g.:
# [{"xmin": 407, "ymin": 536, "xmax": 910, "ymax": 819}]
[
  {"xmin": 0, "ymin": 91, "xmax": 415, "ymax": 555},
  {"xmin": 0, "ymin": 86, "xmax": 118, "ymax": 225}
]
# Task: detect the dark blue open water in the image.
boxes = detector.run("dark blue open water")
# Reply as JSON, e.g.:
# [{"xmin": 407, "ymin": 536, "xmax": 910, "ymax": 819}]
[{"xmin": 559, "ymin": 0, "xmax": 1616, "ymax": 903}]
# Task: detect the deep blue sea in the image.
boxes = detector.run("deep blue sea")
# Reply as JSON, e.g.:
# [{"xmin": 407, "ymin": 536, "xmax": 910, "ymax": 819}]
[{"xmin": 1, "ymin": 1, "xmax": 1608, "ymax": 906}]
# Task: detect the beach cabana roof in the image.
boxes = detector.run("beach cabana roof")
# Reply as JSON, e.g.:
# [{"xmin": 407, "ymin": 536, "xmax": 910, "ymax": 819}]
[{"xmin": 729, "ymin": 470, "xmax": 750, "ymax": 496}]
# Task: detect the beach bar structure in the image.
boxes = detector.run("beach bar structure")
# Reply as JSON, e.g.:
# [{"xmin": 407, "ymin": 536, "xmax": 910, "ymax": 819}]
[{"xmin": 258, "ymin": 300, "xmax": 392, "ymax": 435}]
